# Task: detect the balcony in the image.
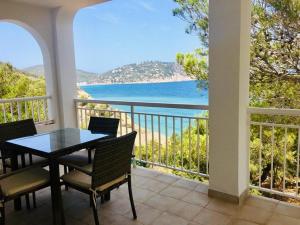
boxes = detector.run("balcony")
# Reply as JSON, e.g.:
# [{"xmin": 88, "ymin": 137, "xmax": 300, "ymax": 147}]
[
  {"xmin": 1, "ymin": 1, "xmax": 299, "ymax": 224},
  {"xmin": 3, "ymin": 166, "xmax": 300, "ymax": 225}
]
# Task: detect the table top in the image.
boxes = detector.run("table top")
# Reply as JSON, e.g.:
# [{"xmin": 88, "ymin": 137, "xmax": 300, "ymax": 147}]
[{"xmin": 6, "ymin": 128, "xmax": 109, "ymax": 157}]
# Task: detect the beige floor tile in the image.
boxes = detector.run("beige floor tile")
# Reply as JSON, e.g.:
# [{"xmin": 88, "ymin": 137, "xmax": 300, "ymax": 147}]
[
  {"xmin": 132, "ymin": 167, "xmax": 160, "ymax": 178},
  {"xmin": 155, "ymin": 173, "xmax": 179, "ymax": 184},
  {"xmin": 194, "ymin": 183, "xmax": 209, "ymax": 194},
  {"xmin": 245, "ymin": 196, "xmax": 278, "ymax": 212},
  {"xmin": 144, "ymin": 194, "xmax": 179, "ymax": 211},
  {"xmin": 237, "ymin": 205, "xmax": 272, "ymax": 224},
  {"xmin": 132, "ymin": 186, "xmax": 156, "ymax": 203},
  {"xmin": 140, "ymin": 178, "xmax": 169, "ymax": 193},
  {"xmin": 182, "ymin": 191, "xmax": 210, "ymax": 206},
  {"xmin": 206, "ymin": 198, "xmax": 240, "ymax": 216},
  {"xmin": 124, "ymin": 203, "xmax": 163, "ymax": 225},
  {"xmin": 132, "ymin": 174, "xmax": 149, "ymax": 187},
  {"xmin": 274, "ymin": 202, "xmax": 300, "ymax": 219},
  {"xmin": 160, "ymin": 186, "xmax": 191, "ymax": 199},
  {"xmin": 173, "ymin": 178, "xmax": 199, "ymax": 190},
  {"xmin": 193, "ymin": 208, "xmax": 232, "ymax": 225},
  {"xmin": 167, "ymin": 201, "xmax": 203, "ymax": 221},
  {"xmin": 267, "ymin": 214, "xmax": 300, "ymax": 225},
  {"xmin": 152, "ymin": 212, "xmax": 189, "ymax": 225},
  {"xmin": 230, "ymin": 219, "xmax": 260, "ymax": 225}
]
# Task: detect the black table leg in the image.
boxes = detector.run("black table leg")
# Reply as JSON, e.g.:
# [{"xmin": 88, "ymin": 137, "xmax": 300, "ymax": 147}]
[
  {"xmin": 11, "ymin": 152, "xmax": 22, "ymax": 210},
  {"xmin": 49, "ymin": 159, "xmax": 65, "ymax": 225}
]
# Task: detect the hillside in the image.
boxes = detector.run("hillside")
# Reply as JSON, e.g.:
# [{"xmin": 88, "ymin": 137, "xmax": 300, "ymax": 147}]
[
  {"xmin": 23, "ymin": 61, "xmax": 191, "ymax": 84},
  {"xmin": 23, "ymin": 65, "xmax": 99, "ymax": 82}
]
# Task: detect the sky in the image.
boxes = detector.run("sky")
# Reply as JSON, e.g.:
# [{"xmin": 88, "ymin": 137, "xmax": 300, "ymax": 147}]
[{"xmin": 0, "ymin": 0, "xmax": 200, "ymax": 74}]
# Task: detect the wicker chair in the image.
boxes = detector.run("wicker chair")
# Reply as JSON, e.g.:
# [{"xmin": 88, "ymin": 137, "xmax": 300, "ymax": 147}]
[
  {"xmin": 0, "ymin": 119, "xmax": 48, "ymax": 208},
  {"xmin": 0, "ymin": 119, "xmax": 48, "ymax": 173},
  {"xmin": 59, "ymin": 117, "xmax": 120, "ymax": 168},
  {"xmin": 61, "ymin": 131, "xmax": 137, "ymax": 225},
  {"xmin": 0, "ymin": 164, "xmax": 50, "ymax": 225}
]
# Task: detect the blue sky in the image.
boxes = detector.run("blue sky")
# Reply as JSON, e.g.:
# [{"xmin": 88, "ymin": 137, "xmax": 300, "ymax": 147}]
[{"xmin": 0, "ymin": 0, "xmax": 199, "ymax": 73}]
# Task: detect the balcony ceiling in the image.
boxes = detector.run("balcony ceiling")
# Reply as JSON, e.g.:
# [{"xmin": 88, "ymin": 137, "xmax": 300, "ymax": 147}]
[{"xmin": 6, "ymin": 0, "xmax": 108, "ymax": 9}]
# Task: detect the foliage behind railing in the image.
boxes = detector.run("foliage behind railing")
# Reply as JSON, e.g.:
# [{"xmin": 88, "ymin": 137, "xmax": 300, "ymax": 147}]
[
  {"xmin": 249, "ymin": 107, "xmax": 300, "ymax": 200},
  {"xmin": 75, "ymin": 98, "xmax": 209, "ymax": 180},
  {"xmin": 0, "ymin": 96, "xmax": 52, "ymax": 124}
]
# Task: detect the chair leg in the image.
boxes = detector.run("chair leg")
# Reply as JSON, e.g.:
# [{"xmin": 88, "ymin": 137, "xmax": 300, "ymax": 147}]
[
  {"xmin": 91, "ymin": 194, "xmax": 100, "ymax": 225},
  {"xmin": 128, "ymin": 175, "xmax": 137, "ymax": 219},
  {"xmin": 25, "ymin": 194, "xmax": 30, "ymax": 210},
  {"xmin": 32, "ymin": 192, "xmax": 37, "ymax": 208},
  {"xmin": 0, "ymin": 203, "xmax": 5, "ymax": 225},
  {"xmin": 88, "ymin": 149, "xmax": 92, "ymax": 164},
  {"xmin": 64, "ymin": 166, "xmax": 69, "ymax": 191}
]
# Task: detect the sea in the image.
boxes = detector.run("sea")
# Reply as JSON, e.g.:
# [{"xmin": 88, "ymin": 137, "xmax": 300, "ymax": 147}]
[{"xmin": 80, "ymin": 80, "xmax": 208, "ymax": 135}]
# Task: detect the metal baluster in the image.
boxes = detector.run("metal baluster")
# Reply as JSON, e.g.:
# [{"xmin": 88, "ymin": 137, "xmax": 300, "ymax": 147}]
[
  {"xmin": 37, "ymin": 100, "xmax": 41, "ymax": 122},
  {"xmin": 138, "ymin": 114, "xmax": 142, "ymax": 161},
  {"xmin": 165, "ymin": 116, "xmax": 168, "ymax": 166},
  {"xmin": 10, "ymin": 102, "xmax": 14, "ymax": 122},
  {"xmin": 271, "ymin": 126, "xmax": 275, "ymax": 190},
  {"xmin": 181, "ymin": 117, "xmax": 183, "ymax": 169},
  {"xmin": 17, "ymin": 102, "xmax": 21, "ymax": 120},
  {"xmin": 189, "ymin": 118, "xmax": 191, "ymax": 170},
  {"xmin": 119, "ymin": 112, "xmax": 123, "ymax": 135},
  {"xmin": 31, "ymin": 101, "xmax": 34, "ymax": 120},
  {"xmin": 43, "ymin": 99, "xmax": 48, "ymax": 121},
  {"xmin": 151, "ymin": 114, "xmax": 154, "ymax": 165},
  {"xmin": 125, "ymin": 112, "xmax": 128, "ymax": 133},
  {"xmin": 25, "ymin": 101, "xmax": 28, "ymax": 119},
  {"xmin": 131, "ymin": 106, "xmax": 135, "ymax": 131},
  {"xmin": 296, "ymin": 128, "xmax": 300, "ymax": 196},
  {"xmin": 259, "ymin": 125, "xmax": 262, "ymax": 188},
  {"xmin": 206, "ymin": 119, "xmax": 209, "ymax": 175},
  {"xmin": 197, "ymin": 119, "xmax": 200, "ymax": 173},
  {"xmin": 158, "ymin": 115, "xmax": 161, "ymax": 164},
  {"xmin": 145, "ymin": 114, "xmax": 148, "ymax": 163},
  {"xmin": 283, "ymin": 127, "xmax": 287, "ymax": 192},
  {"xmin": 2, "ymin": 104, "xmax": 7, "ymax": 123},
  {"xmin": 173, "ymin": 117, "xmax": 176, "ymax": 168}
]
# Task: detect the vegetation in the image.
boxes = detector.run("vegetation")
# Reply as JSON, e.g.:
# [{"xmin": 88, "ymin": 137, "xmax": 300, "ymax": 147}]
[{"xmin": 172, "ymin": 0, "xmax": 300, "ymax": 200}]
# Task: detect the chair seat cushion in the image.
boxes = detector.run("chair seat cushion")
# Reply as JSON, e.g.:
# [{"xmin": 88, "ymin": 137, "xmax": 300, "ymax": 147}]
[
  {"xmin": 59, "ymin": 150, "xmax": 91, "ymax": 167},
  {"xmin": 0, "ymin": 168, "xmax": 50, "ymax": 198},
  {"xmin": 62, "ymin": 165, "xmax": 125, "ymax": 192}
]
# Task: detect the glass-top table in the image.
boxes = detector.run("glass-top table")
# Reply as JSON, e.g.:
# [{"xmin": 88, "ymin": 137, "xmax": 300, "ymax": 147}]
[
  {"xmin": 5, "ymin": 128, "xmax": 110, "ymax": 225},
  {"xmin": 6, "ymin": 128, "xmax": 109, "ymax": 157}
]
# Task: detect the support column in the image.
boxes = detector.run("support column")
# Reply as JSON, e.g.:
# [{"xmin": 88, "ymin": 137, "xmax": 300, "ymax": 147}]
[
  {"xmin": 52, "ymin": 7, "xmax": 78, "ymax": 128},
  {"xmin": 208, "ymin": 0, "xmax": 251, "ymax": 203}
]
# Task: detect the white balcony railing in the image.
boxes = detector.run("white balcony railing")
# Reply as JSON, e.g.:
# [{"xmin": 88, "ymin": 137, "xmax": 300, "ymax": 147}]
[
  {"xmin": 0, "ymin": 96, "xmax": 52, "ymax": 124},
  {"xmin": 248, "ymin": 107, "xmax": 300, "ymax": 199},
  {"xmin": 75, "ymin": 99, "xmax": 209, "ymax": 179}
]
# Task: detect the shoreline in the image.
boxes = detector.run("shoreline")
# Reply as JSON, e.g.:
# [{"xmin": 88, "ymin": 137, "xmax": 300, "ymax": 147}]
[{"xmin": 78, "ymin": 79, "xmax": 196, "ymax": 87}]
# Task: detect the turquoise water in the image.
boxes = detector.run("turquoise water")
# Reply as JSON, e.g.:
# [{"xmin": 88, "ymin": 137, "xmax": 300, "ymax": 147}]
[{"xmin": 80, "ymin": 81, "xmax": 208, "ymax": 135}]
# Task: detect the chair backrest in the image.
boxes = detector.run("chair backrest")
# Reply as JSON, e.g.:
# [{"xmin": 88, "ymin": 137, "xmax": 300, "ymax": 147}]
[
  {"xmin": 88, "ymin": 117, "xmax": 119, "ymax": 137},
  {"xmin": 91, "ymin": 131, "xmax": 137, "ymax": 189},
  {"xmin": 0, "ymin": 119, "xmax": 37, "ymax": 158}
]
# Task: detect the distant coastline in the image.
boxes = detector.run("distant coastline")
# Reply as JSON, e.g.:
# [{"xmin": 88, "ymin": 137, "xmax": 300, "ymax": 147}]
[{"xmin": 78, "ymin": 78, "xmax": 195, "ymax": 87}]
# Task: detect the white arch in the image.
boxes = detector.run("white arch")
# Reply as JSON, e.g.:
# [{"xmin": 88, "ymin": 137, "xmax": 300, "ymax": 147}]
[{"xmin": 0, "ymin": 19, "xmax": 52, "ymax": 91}]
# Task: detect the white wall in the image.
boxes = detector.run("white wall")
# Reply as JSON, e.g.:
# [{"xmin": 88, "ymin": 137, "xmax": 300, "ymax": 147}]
[
  {"xmin": 208, "ymin": 0, "xmax": 251, "ymax": 200},
  {"xmin": 0, "ymin": 1, "xmax": 78, "ymax": 128}
]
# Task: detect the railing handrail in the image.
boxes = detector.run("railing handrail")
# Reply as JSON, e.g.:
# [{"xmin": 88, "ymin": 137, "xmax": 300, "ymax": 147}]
[
  {"xmin": 248, "ymin": 107, "xmax": 300, "ymax": 117},
  {"xmin": 74, "ymin": 98, "xmax": 209, "ymax": 110},
  {"xmin": 0, "ymin": 95, "xmax": 51, "ymax": 103}
]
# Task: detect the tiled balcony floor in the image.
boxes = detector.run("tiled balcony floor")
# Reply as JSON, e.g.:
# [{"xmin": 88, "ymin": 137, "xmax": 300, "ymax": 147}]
[{"xmin": 4, "ymin": 167, "xmax": 300, "ymax": 225}]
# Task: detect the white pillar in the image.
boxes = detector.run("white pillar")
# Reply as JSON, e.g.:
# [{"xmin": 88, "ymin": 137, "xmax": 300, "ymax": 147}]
[
  {"xmin": 208, "ymin": 0, "xmax": 251, "ymax": 203},
  {"xmin": 52, "ymin": 8, "xmax": 78, "ymax": 128}
]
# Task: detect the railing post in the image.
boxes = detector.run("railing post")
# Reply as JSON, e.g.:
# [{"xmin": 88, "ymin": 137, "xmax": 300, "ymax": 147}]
[{"xmin": 130, "ymin": 105, "xmax": 136, "ymax": 168}]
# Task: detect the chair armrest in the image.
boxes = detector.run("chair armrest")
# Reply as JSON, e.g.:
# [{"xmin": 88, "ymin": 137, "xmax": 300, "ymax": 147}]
[{"xmin": 59, "ymin": 161, "xmax": 92, "ymax": 176}]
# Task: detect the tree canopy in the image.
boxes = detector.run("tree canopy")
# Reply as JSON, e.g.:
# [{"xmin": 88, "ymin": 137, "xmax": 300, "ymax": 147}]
[{"xmin": 173, "ymin": 0, "xmax": 300, "ymax": 109}]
